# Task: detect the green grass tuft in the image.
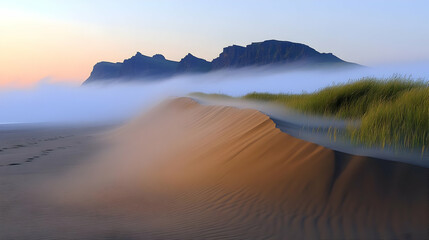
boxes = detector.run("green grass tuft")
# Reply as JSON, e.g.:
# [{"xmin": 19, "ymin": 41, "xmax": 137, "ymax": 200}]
[
  {"xmin": 196, "ymin": 76, "xmax": 429, "ymax": 151},
  {"xmin": 243, "ymin": 76, "xmax": 427, "ymax": 118},
  {"xmin": 349, "ymin": 87, "xmax": 428, "ymax": 150}
]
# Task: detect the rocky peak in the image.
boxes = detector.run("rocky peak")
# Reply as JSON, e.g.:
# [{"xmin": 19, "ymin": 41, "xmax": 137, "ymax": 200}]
[
  {"xmin": 152, "ymin": 54, "xmax": 166, "ymax": 61},
  {"xmin": 177, "ymin": 53, "xmax": 211, "ymax": 73},
  {"xmin": 183, "ymin": 53, "xmax": 196, "ymax": 59}
]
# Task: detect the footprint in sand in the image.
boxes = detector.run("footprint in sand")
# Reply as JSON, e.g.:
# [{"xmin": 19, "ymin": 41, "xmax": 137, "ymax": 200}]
[
  {"xmin": 12, "ymin": 144, "xmax": 26, "ymax": 149},
  {"xmin": 8, "ymin": 163, "xmax": 21, "ymax": 166},
  {"xmin": 25, "ymin": 156, "xmax": 40, "ymax": 163},
  {"xmin": 1, "ymin": 144, "xmax": 27, "ymax": 151},
  {"xmin": 40, "ymin": 149, "xmax": 54, "ymax": 156}
]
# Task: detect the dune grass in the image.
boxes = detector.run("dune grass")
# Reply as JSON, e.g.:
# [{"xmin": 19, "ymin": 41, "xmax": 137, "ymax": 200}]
[
  {"xmin": 194, "ymin": 76, "xmax": 429, "ymax": 152},
  {"xmin": 349, "ymin": 87, "xmax": 428, "ymax": 151},
  {"xmin": 190, "ymin": 92, "xmax": 233, "ymax": 99},
  {"xmin": 244, "ymin": 76, "xmax": 428, "ymax": 151}
]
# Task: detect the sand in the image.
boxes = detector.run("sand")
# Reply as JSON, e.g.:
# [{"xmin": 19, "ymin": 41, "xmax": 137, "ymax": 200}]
[{"xmin": 0, "ymin": 98, "xmax": 428, "ymax": 239}]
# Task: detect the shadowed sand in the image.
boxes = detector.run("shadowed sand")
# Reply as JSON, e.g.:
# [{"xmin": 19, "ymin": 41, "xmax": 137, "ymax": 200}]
[{"xmin": 1, "ymin": 98, "xmax": 428, "ymax": 239}]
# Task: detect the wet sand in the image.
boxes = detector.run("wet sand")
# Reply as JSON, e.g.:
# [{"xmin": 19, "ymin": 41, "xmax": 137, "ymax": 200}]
[{"xmin": 0, "ymin": 98, "xmax": 428, "ymax": 239}]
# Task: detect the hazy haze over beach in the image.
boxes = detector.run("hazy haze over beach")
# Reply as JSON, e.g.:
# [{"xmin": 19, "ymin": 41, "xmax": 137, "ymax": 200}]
[
  {"xmin": 1, "ymin": 1, "xmax": 428, "ymax": 239},
  {"xmin": 1, "ymin": 62, "xmax": 428, "ymax": 124}
]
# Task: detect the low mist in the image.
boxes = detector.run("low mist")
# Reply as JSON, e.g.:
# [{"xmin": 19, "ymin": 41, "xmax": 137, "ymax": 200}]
[
  {"xmin": 1, "ymin": 62, "xmax": 427, "ymax": 239},
  {"xmin": 1, "ymin": 61, "xmax": 428, "ymax": 124}
]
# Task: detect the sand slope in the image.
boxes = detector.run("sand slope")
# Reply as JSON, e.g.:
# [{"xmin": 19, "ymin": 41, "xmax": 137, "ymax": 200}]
[{"xmin": 51, "ymin": 97, "xmax": 427, "ymax": 239}]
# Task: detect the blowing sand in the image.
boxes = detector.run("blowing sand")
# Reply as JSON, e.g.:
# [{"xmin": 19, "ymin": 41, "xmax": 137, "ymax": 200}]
[{"xmin": 1, "ymin": 98, "xmax": 428, "ymax": 239}]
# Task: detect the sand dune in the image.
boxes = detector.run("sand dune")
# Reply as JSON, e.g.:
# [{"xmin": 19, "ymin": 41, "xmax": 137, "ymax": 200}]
[
  {"xmin": 1, "ymin": 98, "xmax": 427, "ymax": 239},
  {"xmin": 46, "ymin": 97, "xmax": 427, "ymax": 239}
]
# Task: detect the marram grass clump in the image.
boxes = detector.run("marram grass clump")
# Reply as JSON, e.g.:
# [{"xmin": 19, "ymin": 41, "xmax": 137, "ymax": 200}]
[
  {"xmin": 243, "ymin": 76, "xmax": 428, "ymax": 151},
  {"xmin": 349, "ymin": 87, "xmax": 428, "ymax": 151},
  {"xmin": 243, "ymin": 76, "xmax": 426, "ymax": 118}
]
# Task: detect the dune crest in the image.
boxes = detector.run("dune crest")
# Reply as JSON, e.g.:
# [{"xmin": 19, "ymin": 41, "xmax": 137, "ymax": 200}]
[{"xmin": 55, "ymin": 97, "xmax": 428, "ymax": 239}]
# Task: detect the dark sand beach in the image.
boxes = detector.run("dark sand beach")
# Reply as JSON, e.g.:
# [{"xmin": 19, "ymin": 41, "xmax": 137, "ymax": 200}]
[{"xmin": 0, "ymin": 98, "xmax": 428, "ymax": 239}]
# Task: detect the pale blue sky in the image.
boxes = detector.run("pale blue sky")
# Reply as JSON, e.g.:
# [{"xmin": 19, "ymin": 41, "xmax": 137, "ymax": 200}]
[{"xmin": 1, "ymin": 0, "xmax": 428, "ymax": 84}]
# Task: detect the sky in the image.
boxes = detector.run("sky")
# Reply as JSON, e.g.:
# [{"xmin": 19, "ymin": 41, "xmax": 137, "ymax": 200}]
[{"xmin": 1, "ymin": 0, "xmax": 428, "ymax": 86}]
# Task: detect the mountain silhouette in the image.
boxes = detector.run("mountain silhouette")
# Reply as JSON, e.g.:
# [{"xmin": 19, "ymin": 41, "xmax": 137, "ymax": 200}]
[
  {"xmin": 84, "ymin": 40, "xmax": 358, "ymax": 84},
  {"xmin": 177, "ymin": 53, "xmax": 211, "ymax": 73},
  {"xmin": 211, "ymin": 40, "xmax": 347, "ymax": 69}
]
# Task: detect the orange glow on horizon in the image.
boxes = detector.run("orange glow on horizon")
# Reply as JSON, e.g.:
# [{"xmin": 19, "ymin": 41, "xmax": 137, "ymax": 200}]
[{"xmin": 0, "ymin": 7, "xmax": 187, "ymax": 87}]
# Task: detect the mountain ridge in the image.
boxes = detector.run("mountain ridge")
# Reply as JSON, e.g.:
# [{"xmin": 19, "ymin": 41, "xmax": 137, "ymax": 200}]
[{"xmin": 84, "ymin": 40, "xmax": 359, "ymax": 84}]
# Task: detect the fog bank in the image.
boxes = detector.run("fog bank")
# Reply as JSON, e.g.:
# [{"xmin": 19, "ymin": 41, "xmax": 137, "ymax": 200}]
[{"xmin": 0, "ymin": 61, "xmax": 428, "ymax": 124}]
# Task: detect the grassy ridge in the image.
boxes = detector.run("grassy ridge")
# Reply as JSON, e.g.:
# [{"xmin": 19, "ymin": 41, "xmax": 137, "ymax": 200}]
[
  {"xmin": 194, "ymin": 76, "xmax": 429, "ymax": 151},
  {"xmin": 243, "ymin": 77, "xmax": 426, "ymax": 118},
  {"xmin": 243, "ymin": 76, "xmax": 428, "ymax": 151}
]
